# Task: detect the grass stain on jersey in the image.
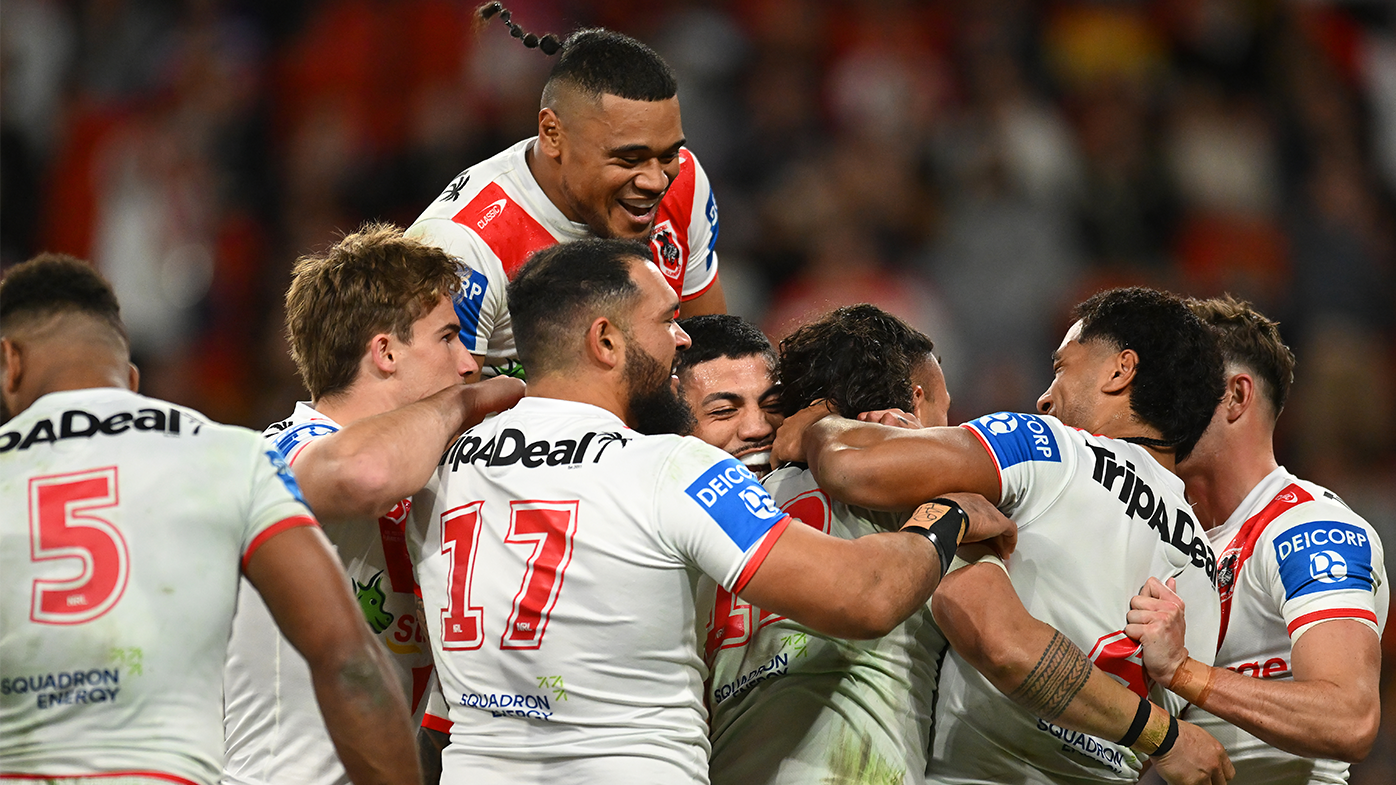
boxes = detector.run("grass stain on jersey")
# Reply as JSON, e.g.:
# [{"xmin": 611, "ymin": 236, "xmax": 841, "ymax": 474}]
[
  {"xmin": 353, "ymin": 571, "xmax": 395, "ymax": 634},
  {"xmin": 825, "ymin": 727, "xmax": 905, "ymax": 785}
]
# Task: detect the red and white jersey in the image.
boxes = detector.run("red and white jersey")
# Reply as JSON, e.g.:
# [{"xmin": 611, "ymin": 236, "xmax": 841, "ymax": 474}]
[
  {"xmin": 1184, "ymin": 466, "xmax": 1388, "ymax": 784},
  {"xmin": 705, "ymin": 466, "xmax": 941, "ymax": 785},
  {"xmin": 929, "ymin": 413, "xmax": 1222, "ymax": 784},
  {"xmin": 407, "ymin": 138, "xmax": 720, "ymax": 379},
  {"xmin": 0, "ymin": 388, "xmax": 314, "ymax": 784},
  {"xmin": 407, "ymin": 397, "xmax": 789, "ymax": 784},
  {"xmin": 222, "ymin": 403, "xmax": 436, "ymax": 785}
]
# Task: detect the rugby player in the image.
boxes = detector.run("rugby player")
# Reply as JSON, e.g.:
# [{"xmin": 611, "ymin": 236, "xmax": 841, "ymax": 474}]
[
  {"xmin": 222, "ymin": 225, "xmax": 523, "ymax": 783},
  {"xmin": 408, "ymin": 5, "xmax": 724, "ymax": 381},
  {"xmin": 1126, "ymin": 296, "xmax": 1387, "ymax": 783},
  {"xmin": 775, "ymin": 287, "xmax": 1233, "ymax": 784},
  {"xmin": 676, "ymin": 314, "xmax": 782, "ymax": 478},
  {"xmin": 405, "ymin": 239, "xmax": 1014, "ymax": 784},
  {"xmin": 0, "ymin": 255, "xmax": 418, "ymax": 784}
]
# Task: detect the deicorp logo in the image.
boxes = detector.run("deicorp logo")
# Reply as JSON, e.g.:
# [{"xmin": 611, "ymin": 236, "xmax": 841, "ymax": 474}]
[
  {"xmin": 686, "ymin": 457, "xmax": 784, "ymax": 550},
  {"xmin": 1274, "ymin": 520, "xmax": 1376, "ymax": 599},
  {"xmin": 967, "ymin": 412, "xmax": 1061, "ymax": 468}
]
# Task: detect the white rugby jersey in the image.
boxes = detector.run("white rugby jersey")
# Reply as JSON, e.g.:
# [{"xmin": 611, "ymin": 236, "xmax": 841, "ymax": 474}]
[
  {"xmin": 705, "ymin": 466, "xmax": 942, "ymax": 785},
  {"xmin": 1183, "ymin": 466, "xmax": 1388, "ymax": 784},
  {"xmin": 0, "ymin": 388, "xmax": 314, "ymax": 784},
  {"xmin": 407, "ymin": 397, "xmax": 790, "ymax": 784},
  {"xmin": 407, "ymin": 138, "xmax": 720, "ymax": 379},
  {"xmin": 222, "ymin": 403, "xmax": 436, "ymax": 785},
  {"xmin": 928, "ymin": 413, "xmax": 1222, "ymax": 785}
]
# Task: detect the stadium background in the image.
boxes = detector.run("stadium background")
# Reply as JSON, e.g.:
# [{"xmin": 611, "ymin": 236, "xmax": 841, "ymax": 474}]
[{"xmin": 1, "ymin": 0, "xmax": 1392, "ymax": 777}]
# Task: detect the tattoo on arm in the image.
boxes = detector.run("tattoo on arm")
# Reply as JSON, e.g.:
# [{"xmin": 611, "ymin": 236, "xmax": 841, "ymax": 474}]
[{"xmin": 1008, "ymin": 630, "xmax": 1093, "ymax": 721}]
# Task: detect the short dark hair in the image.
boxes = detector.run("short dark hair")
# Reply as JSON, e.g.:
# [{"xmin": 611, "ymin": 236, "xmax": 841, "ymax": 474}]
[
  {"xmin": 543, "ymin": 28, "xmax": 677, "ymax": 105},
  {"xmin": 508, "ymin": 239, "xmax": 650, "ymax": 377},
  {"xmin": 1187, "ymin": 295, "xmax": 1295, "ymax": 416},
  {"xmin": 1073, "ymin": 287, "xmax": 1224, "ymax": 461},
  {"xmin": 0, "ymin": 253, "xmax": 127, "ymax": 346},
  {"xmin": 778, "ymin": 304, "xmax": 936, "ymax": 417},
  {"xmin": 675, "ymin": 315, "xmax": 775, "ymax": 378},
  {"xmin": 285, "ymin": 222, "xmax": 463, "ymax": 400}
]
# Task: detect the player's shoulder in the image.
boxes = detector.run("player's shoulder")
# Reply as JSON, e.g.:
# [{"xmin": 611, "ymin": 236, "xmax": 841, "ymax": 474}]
[
  {"xmin": 1261, "ymin": 476, "xmax": 1382, "ymax": 549},
  {"xmin": 409, "ymin": 139, "xmax": 529, "ymax": 227},
  {"xmin": 961, "ymin": 411, "xmax": 1076, "ymax": 468},
  {"xmin": 263, "ymin": 404, "xmax": 340, "ymax": 459}
]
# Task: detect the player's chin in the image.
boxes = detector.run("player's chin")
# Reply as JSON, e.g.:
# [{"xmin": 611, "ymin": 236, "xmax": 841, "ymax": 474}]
[{"xmin": 608, "ymin": 207, "xmax": 656, "ymax": 239}]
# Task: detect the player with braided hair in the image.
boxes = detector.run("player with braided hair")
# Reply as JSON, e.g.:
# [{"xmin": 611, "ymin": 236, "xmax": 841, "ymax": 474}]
[{"xmin": 407, "ymin": 3, "xmax": 725, "ymax": 382}]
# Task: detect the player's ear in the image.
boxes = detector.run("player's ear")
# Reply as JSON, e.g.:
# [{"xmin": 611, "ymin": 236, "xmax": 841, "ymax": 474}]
[
  {"xmin": 1, "ymin": 338, "xmax": 21, "ymax": 396},
  {"xmin": 537, "ymin": 107, "xmax": 563, "ymax": 161},
  {"xmin": 1223, "ymin": 372, "xmax": 1254, "ymax": 423},
  {"xmin": 1102, "ymin": 349, "xmax": 1137, "ymax": 394},
  {"xmin": 367, "ymin": 333, "xmax": 396, "ymax": 376},
  {"xmin": 586, "ymin": 316, "xmax": 623, "ymax": 371},
  {"xmin": 127, "ymin": 362, "xmax": 140, "ymax": 393}
]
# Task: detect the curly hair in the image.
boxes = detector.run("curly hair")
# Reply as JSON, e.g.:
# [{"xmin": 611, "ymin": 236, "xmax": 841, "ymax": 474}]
[
  {"xmin": 0, "ymin": 252, "xmax": 128, "ymax": 348},
  {"xmin": 1186, "ymin": 295, "xmax": 1295, "ymax": 416},
  {"xmin": 1073, "ymin": 287, "xmax": 1225, "ymax": 461},
  {"xmin": 674, "ymin": 315, "xmax": 775, "ymax": 377},
  {"xmin": 777, "ymin": 304, "xmax": 936, "ymax": 418}
]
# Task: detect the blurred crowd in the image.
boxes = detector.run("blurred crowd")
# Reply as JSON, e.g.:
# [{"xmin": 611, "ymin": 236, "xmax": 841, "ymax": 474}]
[{"xmin": 2, "ymin": 0, "xmax": 1394, "ymax": 778}]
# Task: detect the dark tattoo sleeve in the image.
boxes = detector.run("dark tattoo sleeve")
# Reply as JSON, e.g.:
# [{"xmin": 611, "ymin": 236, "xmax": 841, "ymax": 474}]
[{"xmin": 1007, "ymin": 630, "xmax": 1093, "ymax": 721}]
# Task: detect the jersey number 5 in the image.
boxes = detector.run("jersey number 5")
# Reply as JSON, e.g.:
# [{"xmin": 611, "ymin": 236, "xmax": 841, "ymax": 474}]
[
  {"xmin": 1089, "ymin": 630, "xmax": 1149, "ymax": 698},
  {"xmin": 440, "ymin": 500, "xmax": 578, "ymax": 650},
  {"xmin": 28, "ymin": 468, "xmax": 128, "ymax": 625}
]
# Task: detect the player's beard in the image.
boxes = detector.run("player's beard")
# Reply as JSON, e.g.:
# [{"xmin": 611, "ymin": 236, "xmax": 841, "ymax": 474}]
[{"xmin": 624, "ymin": 343, "xmax": 695, "ymax": 436}]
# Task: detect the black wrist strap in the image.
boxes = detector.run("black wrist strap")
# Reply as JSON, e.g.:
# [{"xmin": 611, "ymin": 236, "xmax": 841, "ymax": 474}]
[
  {"xmin": 902, "ymin": 498, "xmax": 968, "ymax": 577},
  {"xmin": 1117, "ymin": 694, "xmax": 1151, "ymax": 748},
  {"xmin": 1151, "ymin": 715, "xmax": 1180, "ymax": 758}
]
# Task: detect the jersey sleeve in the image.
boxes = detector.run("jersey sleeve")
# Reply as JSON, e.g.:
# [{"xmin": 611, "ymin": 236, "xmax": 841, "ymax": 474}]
[
  {"xmin": 681, "ymin": 151, "xmax": 719, "ymax": 300},
  {"xmin": 960, "ymin": 412, "xmax": 1075, "ymax": 524},
  {"xmin": 266, "ymin": 419, "xmax": 340, "ymax": 464},
  {"xmin": 653, "ymin": 438, "xmax": 791, "ymax": 594},
  {"xmin": 407, "ymin": 219, "xmax": 508, "ymax": 356},
  {"xmin": 1258, "ymin": 509, "xmax": 1388, "ymax": 641},
  {"xmin": 240, "ymin": 435, "xmax": 318, "ymax": 571}
]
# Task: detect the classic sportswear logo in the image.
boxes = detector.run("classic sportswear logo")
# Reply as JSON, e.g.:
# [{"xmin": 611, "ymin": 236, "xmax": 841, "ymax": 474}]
[
  {"xmin": 1275, "ymin": 520, "xmax": 1375, "ymax": 599},
  {"xmin": 686, "ymin": 457, "xmax": 784, "ymax": 550},
  {"xmin": 477, "ymin": 198, "xmax": 507, "ymax": 230}
]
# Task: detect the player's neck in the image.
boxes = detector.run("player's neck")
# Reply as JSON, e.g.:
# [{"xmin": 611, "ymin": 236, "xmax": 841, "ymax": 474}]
[
  {"xmin": 1093, "ymin": 406, "xmax": 1175, "ymax": 471},
  {"xmin": 525, "ymin": 374, "xmax": 629, "ymax": 423},
  {"xmin": 311, "ymin": 386, "xmax": 397, "ymax": 427},
  {"xmin": 526, "ymin": 140, "xmax": 582, "ymax": 224},
  {"xmin": 1180, "ymin": 432, "xmax": 1279, "ymax": 531}
]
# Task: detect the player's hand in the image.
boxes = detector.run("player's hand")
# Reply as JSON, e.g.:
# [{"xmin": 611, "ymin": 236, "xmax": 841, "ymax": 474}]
[
  {"xmin": 937, "ymin": 492, "xmax": 1017, "ymax": 560},
  {"xmin": 771, "ymin": 399, "xmax": 837, "ymax": 466},
  {"xmin": 1125, "ymin": 577, "xmax": 1189, "ymax": 685},
  {"xmin": 1151, "ymin": 719, "xmax": 1235, "ymax": 785},
  {"xmin": 857, "ymin": 408, "xmax": 922, "ymax": 429},
  {"xmin": 458, "ymin": 376, "xmax": 526, "ymax": 434}
]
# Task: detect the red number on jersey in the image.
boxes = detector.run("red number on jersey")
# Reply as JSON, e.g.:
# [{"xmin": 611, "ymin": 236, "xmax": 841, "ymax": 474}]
[
  {"xmin": 29, "ymin": 468, "xmax": 127, "ymax": 625},
  {"xmin": 440, "ymin": 502, "xmax": 486, "ymax": 649},
  {"xmin": 1089, "ymin": 630, "xmax": 1149, "ymax": 698},
  {"xmin": 438, "ymin": 500, "xmax": 581, "ymax": 650},
  {"xmin": 500, "ymin": 501, "xmax": 579, "ymax": 649},
  {"xmin": 703, "ymin": 489, "xmax": 830, "ymax": 661}
]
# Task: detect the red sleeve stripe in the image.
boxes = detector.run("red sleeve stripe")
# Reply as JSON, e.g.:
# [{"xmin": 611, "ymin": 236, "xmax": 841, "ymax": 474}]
[
  {"xmin": 1, "ymin": 772, "xmax": 199, "ymax": 784},
  {"xmin": 960, "ymin": 424, "xmax": 1004, "ymax": 499},
  {"xmin": 422, "ymin": 711, "xmax": 453, "ymax": 733},
  {"xmin": 731, "ymin": 515, "xmax": 793, "ymax": 596},
  {"xmin": 241, "ymin": 514, "xmax": 318, "ymax": 572},
  {"xmin": 1286, "ymin": 607, "xmax": 1379, "ymax": 635}
]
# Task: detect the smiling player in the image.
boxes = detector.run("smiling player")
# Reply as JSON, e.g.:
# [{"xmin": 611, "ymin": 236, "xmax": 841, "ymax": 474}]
[{"xmin": 407, "ymin": 7, "xmax": 725, "ymax": 381}]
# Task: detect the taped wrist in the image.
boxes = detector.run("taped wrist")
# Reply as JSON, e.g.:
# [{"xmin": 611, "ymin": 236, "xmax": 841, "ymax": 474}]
[
  {"xmin": 901, "ymin": 498, "xmax": 969, "ymax": 577},
  {"xmin": 1150, "ymin": 715, "xmax": 1180, "ymax": 759}
]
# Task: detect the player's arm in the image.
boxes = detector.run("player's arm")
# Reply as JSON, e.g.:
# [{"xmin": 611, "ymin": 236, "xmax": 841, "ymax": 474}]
[
  {"xmin": 245, "ymin": 525, "xmax": 420, "ymax": 785},
  {"xmin": 1127, "ymin": 578, "xmax": 1381, "ymax": 761},
  {"xmin": 679, "ymin": 272, "xmax": 725, "ymax": 317},
  {"xmin": 773, "ymin": 403, "xmax": 1001, "ymax": 509},
  {"xmin": 293, "ymin": 377, "xmax": 524, "ymax": 521},
  {"xmin": 935, "ymin": 552, "xmax": 1233, "ymax": 785},
  {"xmin": 739, "ymin": 494, "xmax": 1014, "ymax": 639}
]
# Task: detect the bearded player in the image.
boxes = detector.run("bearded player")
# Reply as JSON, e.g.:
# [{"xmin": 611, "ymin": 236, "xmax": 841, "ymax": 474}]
[
  {"xmin": 407, "ymin": 4, "xmax": 724, "ymax": 381},
  {"xmin": 1126, "ymin": 296, "xmax": 1387, "ymax": 784}
]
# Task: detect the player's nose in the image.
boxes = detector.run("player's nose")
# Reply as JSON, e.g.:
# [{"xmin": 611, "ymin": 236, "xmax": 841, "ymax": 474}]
[
  {"xmin": 673, "ymin": 323, "xmax": 691, "ymax": 351},
  {"xmin": 1036, "ymin": 388, "xmax": 1053, "ymax": 415},
  {"xmin": 635, "ymin": 159, "xmax": 669, "ymax": 195},
  {"xmin": 456, "ymin": 340, "xmax": 478, "ymax": 377}
]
